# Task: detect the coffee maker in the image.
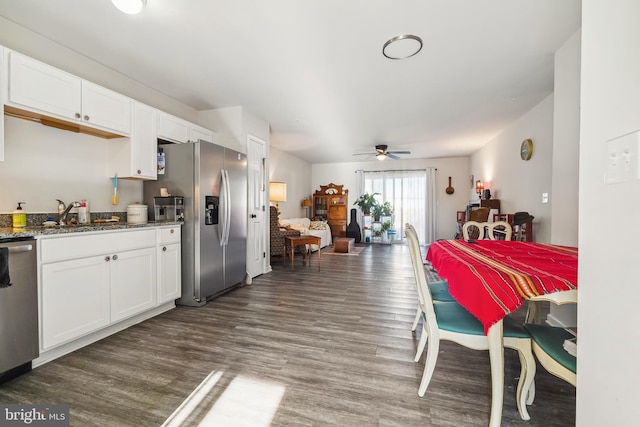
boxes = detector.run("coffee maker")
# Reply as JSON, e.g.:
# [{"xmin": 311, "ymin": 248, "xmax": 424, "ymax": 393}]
[{"xmin": 152, "ymin": 196, "xmax": 185, "ymax": 223}]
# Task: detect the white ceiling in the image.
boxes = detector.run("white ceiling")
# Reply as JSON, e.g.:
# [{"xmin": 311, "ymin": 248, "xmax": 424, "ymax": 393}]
[{"xmin": 0, "ymin": 0, "xmax": 581, "ymax": 164}]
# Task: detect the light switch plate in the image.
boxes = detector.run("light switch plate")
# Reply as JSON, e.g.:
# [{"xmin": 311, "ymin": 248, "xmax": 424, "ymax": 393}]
[{"xmin": 605, "ymin": 130, "xmax": 639, "ymax": 184}]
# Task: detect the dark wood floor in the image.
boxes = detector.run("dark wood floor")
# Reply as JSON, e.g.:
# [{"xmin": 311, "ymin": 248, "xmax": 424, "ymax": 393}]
[{"xmin": 0, "ymin": 243, "xmax": 575, "ymax": 426}]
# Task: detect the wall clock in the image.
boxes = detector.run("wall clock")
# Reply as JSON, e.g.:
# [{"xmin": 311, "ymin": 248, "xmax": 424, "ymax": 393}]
[{"xmin": 520, "ymin": 139, "xmax": 533, "ymax": 161}]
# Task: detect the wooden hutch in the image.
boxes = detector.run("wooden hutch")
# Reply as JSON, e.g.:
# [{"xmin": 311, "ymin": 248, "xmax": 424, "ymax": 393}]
[{"xmin": 313, "ymin": 183, "xmax": 348, "ymax": 238}]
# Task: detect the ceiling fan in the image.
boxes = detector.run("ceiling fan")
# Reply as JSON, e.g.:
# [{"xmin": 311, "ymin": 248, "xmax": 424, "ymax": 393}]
[{"xmin": 353, "ymin": 144, "xmax": 411, "ymax": 161}]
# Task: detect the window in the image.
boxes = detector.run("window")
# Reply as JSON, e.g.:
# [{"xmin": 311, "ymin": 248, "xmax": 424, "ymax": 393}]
[{"xmin": 364, "ymin": 170, "xmax": 429, "ymax": 242}]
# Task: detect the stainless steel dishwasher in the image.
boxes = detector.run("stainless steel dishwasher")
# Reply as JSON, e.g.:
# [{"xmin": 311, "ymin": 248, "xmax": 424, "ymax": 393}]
[{"xmin": 0, "ymin": 238, "xmax": 38, "ymax": 383}]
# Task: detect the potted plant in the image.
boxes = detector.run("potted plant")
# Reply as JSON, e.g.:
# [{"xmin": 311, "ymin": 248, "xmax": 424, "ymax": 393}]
[
  {"xmin": 353, "ymin": 192, "xmax": 379, "ymax": 215},
  {"xmin": 372, "ymin": 201, "xmax": 393, "ymax": 221}
]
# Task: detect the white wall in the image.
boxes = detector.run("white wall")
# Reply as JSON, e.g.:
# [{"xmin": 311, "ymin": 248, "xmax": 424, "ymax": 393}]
[
  {"xmin": 198, "ymin": 106, "xmax": 270, "ymax": 154},
  {"xmin": 551, "ymin": 30, "xmax": 581, "ymax": 247},
  {"xmin": 578, "ymin": 1, "xmax": 640, "ymax": 425},
  {"xmin": 268, "ymin": 146, "xmax": 312, "ymax": 220},
  {"xmin": 470, "ymin": 95, "xmax": 554, "ymax": 242},
  {"xmin": 312, "ymin": 157, "xmax": 469, "ymax": 240},
  {"xmin": 0, "ymin": 116, "xmax": 142, "ymax": 213}
]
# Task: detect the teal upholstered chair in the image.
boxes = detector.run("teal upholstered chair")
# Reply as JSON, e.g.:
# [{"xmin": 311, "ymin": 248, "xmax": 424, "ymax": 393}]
[
  {"xmin": 410, "ymin": 263, "xmax": 456, "ymax": 336},
  {"xmin": 405, "ymin": 223, "xmax": 536, "ymax": 421},
  {"xmin": 524, "ymin": 324, "xmax": 577, "ymax": 387}
]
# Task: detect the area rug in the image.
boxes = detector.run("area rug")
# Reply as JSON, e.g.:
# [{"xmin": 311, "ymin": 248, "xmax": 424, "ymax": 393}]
[{"xmin": 322, "ymin": 245, "xmax": 367, "ymax": 256}]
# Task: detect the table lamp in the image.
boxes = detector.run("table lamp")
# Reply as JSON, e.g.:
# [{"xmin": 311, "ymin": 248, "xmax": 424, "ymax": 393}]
[
  {"xmin": 475, "ymin": 180, "xmax": 484, "ymax": 198},
  {"xmin": 269, "ymin": 182, "xmax": 287, "ymax": 213}
]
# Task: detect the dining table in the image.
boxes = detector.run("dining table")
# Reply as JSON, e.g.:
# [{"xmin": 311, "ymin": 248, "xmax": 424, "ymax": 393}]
[{"xmin": 426, "ymin": 239, "xmax": 578, "ymax": 427}]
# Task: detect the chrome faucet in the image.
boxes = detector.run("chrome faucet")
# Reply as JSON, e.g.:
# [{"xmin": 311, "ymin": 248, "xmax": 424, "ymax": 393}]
[{"xmin": 56, "ymin": 199, "xmax": 81, "ymax": 225}]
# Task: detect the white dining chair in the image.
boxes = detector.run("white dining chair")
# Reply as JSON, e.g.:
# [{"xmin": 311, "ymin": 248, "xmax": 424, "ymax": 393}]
[
  {"xmin": 462, "ymin": 220, "xmax": 485, "ymax": 240},
  {"xmin": 405, "ymin": 223, "xmax": 536, "ymax": 420},
  {"xmin": 523, "ymin": 324, "xmax": 577, "ymax": 387},
  {"xmin": 487, "ymin": 221, "xmax": 513, "ymax": 240}
]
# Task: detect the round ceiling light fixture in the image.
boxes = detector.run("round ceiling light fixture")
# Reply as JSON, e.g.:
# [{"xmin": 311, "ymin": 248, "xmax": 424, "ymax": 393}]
[
  {"xmin": 112, "ymin": 0, "xmax": 147, "ymax": 15},
  {"xmin": 382, "ymin": 34, "xmax": 423, "ymax": 60}
]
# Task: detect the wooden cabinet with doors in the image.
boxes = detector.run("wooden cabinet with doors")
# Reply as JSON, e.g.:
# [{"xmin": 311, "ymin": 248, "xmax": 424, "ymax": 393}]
[{"xmin": 313, "ymin": 183, "xmax": 348, "ymax": 238}]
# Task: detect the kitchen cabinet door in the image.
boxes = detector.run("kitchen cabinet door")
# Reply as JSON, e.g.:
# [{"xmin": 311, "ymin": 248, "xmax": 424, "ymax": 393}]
[
  {"xmin": 158, "ymin": 112, "xmax": 190, "ymax": 143},
  {"xmin": 109, "ymin": 101, "xmax": 157, "ymax": 179},
  {"xmin": 41, "ymin": 255, "xmax": 111, "ymax": 350},
  {"xmin": 81, "ymin": 81, "xmax": 132, "ymax": 135},
  {"xmin": 190, "ymin": 125, "xmax": 214, "ymax": 143},
  {"xmin": 109, "ymin": 247, "xmax": 156, "ymax": 323},
  {"xmin": 158, "ymin": 242, "xmax": 181, "ymax": 304},
  {"xmin": 7, "ymin": 50, "xmax": 81, "ymax": 122},
  {"xmin": 0, "ymin": 45, "xmax": 4, "ymax": 161}
]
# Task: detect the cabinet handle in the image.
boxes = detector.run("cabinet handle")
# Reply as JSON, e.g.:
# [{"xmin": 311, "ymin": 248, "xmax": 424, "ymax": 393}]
[
  {"xmin": 75, "ymin": 112, "xmax": 81, "ymax": 119},
  {"xmin": 250, "ymin": 214, "xmax": 257, "ymax": 218},
  {"xmin": 170, "ymin": 229, "xmax": 175, "ymax": 234},
  {"xmin": 105, "ymin": 256, "xmax": 110, "ymax": 262},
  {"xmin": 137, "ymin": 169, "xmax": 141, "ymax": 174},
  {"xmin": 162, "ymin": 246, "xmax": 167, "ymax": 252},
  {"xmin": 84, "ymin": 115, "xmax": 90, "ymax": 121},
  {"xmin": 112, "ymin": 254, "xmax": 118, "ymax": 261}
]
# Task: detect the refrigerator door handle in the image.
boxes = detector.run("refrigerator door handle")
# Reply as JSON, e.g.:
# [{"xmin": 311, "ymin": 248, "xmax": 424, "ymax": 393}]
[
  {"xmin": 223, "ymin": 169, "xmax": 232, "ymax": 245},
  {"xmin": 219, "ymin": 170, "xmax": 227, "ymax": 246}
]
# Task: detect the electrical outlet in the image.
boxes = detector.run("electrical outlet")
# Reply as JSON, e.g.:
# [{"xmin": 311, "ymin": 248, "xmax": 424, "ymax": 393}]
[
  {"xmin": 605, "ymin": 130, "xmax": 640, "ymax": 184},
  {"xmin": 542, "ymin": 193, "xmax": 549, "ymax": 203}
]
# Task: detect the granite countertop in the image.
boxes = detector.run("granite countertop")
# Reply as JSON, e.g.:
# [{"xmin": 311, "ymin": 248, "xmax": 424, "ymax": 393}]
[{"xmin": 0, "ymin": 221, "xmax": 182, "ymax": 240}]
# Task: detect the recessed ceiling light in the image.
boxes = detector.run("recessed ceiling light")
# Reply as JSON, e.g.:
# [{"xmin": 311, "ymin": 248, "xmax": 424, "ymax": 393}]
[
  {"xmin": 383, "ymin": 34, "xmax": 423, "ymax": 60},
  {"xmin": 112, "ymin": 0, "xmax": 147, "ymax": 15}
]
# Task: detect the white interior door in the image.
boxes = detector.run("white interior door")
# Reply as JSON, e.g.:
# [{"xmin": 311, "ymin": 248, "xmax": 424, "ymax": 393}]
[{"xmin": 246, "ymin": 134, "xmax": 267, "ymax": 278}]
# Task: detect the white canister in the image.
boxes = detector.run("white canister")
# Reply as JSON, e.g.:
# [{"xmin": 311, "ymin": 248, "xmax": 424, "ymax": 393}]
[{"xmin": 127, "ymin": 204, "xmax": 148, "ymax": 224}]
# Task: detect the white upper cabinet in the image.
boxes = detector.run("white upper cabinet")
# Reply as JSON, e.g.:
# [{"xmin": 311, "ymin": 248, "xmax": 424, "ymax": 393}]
[
  {"xmin": 109, "ymin": 101, "xmax": 157, "ymax": 180},
  {"xmin": 190, "ymin": 124, "xmax": 214, "ymax": 143},
  {"xmin": 81, "ymin": 81, "xmax": 132, "ymax": 135},
  {"xmin": 158, "ymin": 111, "xmax": 215, "ymax": 144},
  {"xmin": 0, "ymin": 45, "xmax": 4, "ymax": 161},
  {"xmin": 6, "ymin": 50, "xmax": 131, "ymax": 136},
  {"xmin": 157, "ymin": 111, "xmax": 190, "ymax": 143}
]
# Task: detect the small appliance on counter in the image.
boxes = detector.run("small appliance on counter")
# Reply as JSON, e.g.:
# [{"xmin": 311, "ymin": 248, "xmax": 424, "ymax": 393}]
[{"xmin": 151, "ymin": 196, "xmax": 185, "ymax": 223}]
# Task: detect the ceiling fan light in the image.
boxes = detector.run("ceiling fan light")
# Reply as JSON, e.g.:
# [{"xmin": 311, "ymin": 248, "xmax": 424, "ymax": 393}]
[
  {"xmin": 112, "ymin": 0, "xmax": 146, "ymax": 14},
  {"xmin": 376, "ymin": 153, "xmax": 387, "ymax": 161}
]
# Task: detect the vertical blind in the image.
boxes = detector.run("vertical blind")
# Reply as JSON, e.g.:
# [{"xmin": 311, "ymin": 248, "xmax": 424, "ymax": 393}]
[{"xmin": 361, "ymin": 168, "xmax": 436, "ymax": 244}]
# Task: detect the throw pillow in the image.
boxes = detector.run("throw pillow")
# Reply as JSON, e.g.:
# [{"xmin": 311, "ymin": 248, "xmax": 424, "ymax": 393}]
[{"xmin": 309, "ymin": 221, "xmax": 327, "ymax": 230}]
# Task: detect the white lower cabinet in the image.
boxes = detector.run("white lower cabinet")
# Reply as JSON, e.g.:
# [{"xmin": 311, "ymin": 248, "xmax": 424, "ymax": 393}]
[
  {"xmin": 109, "ymin": 247, "xmax": 156, "ymax": 322},
  {"xmin": 157, "ymin": 226, "xmax": 181, "ymax": 304},
  {"xmin": 41, "ymin": 255, "xmax": 110, "ymax": 350},
  {"xmin": 158, "ymin": 243, "xmax": 181, "ymax": 304},
  {"xmin": 38, "ymin": 227, "xmax": 181, "ymax": 353}
]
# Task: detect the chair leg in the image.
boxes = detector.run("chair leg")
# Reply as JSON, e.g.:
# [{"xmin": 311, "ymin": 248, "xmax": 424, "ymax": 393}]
[
  {"xmin": 411, "ymin": 306, "xmax": 421, "ymax": 332},
  {"xmin": 514, "ymin": 344, "xmax": 536, "ymax": 421},
  {"xmin": 526, "ymin": 378, "xmax": 536, "ymax": 405},
  {"xmin": 415, "ymin": 328, "xmax": 428, "ymax": 362},
  {"xmin": 418, "ymin": 325, "xmax": 439, "ymax": 397}
]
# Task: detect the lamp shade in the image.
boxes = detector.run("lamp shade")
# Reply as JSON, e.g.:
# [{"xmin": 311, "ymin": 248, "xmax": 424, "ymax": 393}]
[
  {"xmin": 269, "ymin": 182, "xmax": 287, "ymax": 202},
  {"xmin": 302, "ymin": 199, "xmax": 312, "ymax": 207}
]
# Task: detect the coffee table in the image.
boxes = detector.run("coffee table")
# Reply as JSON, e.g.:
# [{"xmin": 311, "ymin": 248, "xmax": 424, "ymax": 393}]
[{"xmin": 284, "ymin": 235, "xmax": 321, "ymax": 270}]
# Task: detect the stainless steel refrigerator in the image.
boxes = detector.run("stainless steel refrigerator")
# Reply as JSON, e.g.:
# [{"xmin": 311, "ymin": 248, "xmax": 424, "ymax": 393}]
[{"xmin": 144, "ymin": 142, "xmax": 247, "ymax": 306}]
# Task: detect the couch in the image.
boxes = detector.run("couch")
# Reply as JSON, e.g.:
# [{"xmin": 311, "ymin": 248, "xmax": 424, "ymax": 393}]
[
  {"xmin": 270, "ymin": 206, "xmax": 300, "ymax": 258},
  {"xmin": 278, "ymin": 216, "xmax": 332, "ymax": 252}
]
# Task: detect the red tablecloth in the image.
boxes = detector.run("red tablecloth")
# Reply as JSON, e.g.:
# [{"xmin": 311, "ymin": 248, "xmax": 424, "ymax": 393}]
[{"xmin": 426, "ymin": 240, "xmax": 578, "ymax": 333}]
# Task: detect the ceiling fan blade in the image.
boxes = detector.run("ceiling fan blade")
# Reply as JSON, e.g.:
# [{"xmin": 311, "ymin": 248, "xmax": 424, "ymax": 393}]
[
  {"xmin": 353, "ymin": 152, "xmax": 375, "ymax": 156},
  {"xmin": 388, "ymin": 150, "xmax": 411, "ymax": 155},
  {"xmin": 387, "ymin": 153, "xmax": 400, "ymax": 160}
]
